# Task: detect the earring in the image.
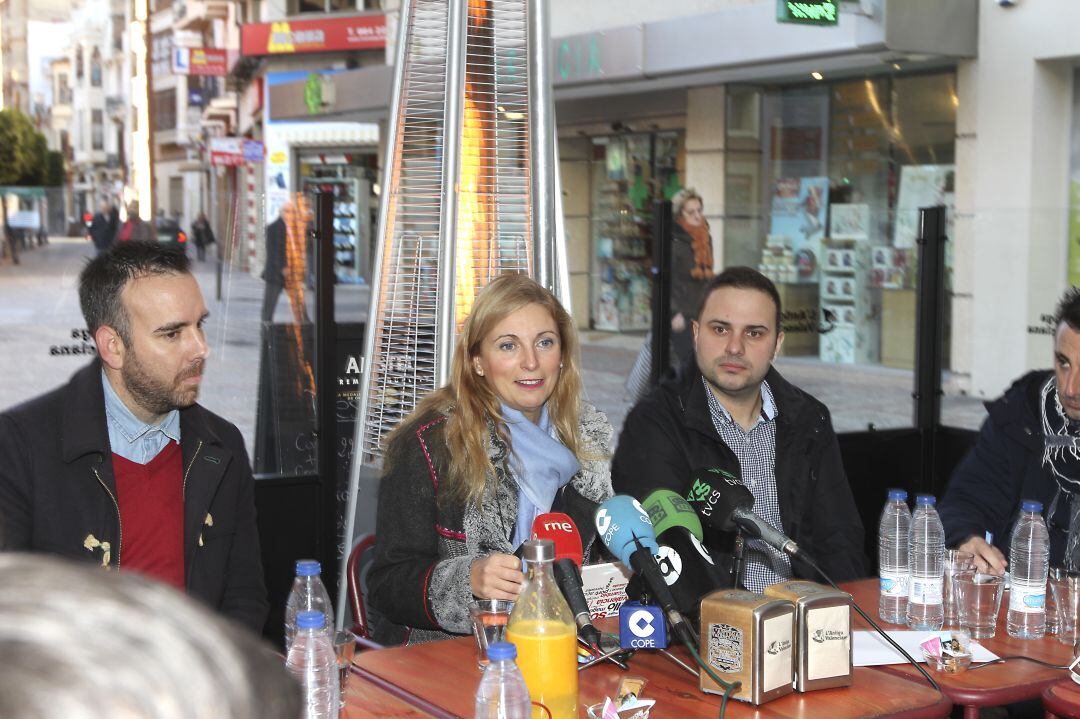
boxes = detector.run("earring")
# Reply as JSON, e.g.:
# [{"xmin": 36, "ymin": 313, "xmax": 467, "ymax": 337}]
[{"xmin": 559, "ymin": 362, "xmax": 564, "ymax": 369}]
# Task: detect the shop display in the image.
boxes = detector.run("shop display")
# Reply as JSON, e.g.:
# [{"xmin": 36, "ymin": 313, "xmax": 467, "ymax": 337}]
[
  {"xmin": 768, "ymin": 177, "xmax": 828, "ymax": 283},
  {"xmin": 818, "ymin": 239, "xmax": 879, "ymax": 365},
  {"xmin": 894, "ymin": 165, "xmax": 954, "ymax": 249},
  {"xmin": 299, "ymin": 158, "xmax": 374, "ymax": 284}
]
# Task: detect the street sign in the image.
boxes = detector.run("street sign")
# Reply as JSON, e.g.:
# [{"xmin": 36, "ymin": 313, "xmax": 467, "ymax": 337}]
[
  {"xmin": 241, "ymin": 14, "xmax": 386, "ymax": 57},
  {"xmin": 172, "ymin": 47, "xmax": 229, "ymax": 76},
  {"xmin": 776, "ymin": 0, "xmax": 839, "ymax": 26}
]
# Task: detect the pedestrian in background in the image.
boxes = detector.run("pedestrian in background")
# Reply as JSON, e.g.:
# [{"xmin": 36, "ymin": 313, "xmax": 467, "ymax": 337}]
[
  {"xmin": 116, "ymin": 202, "xmax": 152, "ymax": 242},
  {"xmin": 88, "ymin": 201, "xmax": 113, "ymax": 256},
  {"xmin": 192, "ymin": 212, "xmax": 215, "ymax": 263}
]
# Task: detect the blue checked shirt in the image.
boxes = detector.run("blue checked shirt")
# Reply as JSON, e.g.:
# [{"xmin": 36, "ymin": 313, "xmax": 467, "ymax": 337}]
[
  {"xmin": 702, "ymin": 377, "xmax": 792, "ymax": 592},
  {"xmin": 102, "ymin": 371, "xmax": 181, "ymax": 465}
]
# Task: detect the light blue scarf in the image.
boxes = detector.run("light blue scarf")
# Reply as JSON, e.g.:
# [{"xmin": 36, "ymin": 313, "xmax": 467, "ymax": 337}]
[{"xmin": 502, "ymin": 402, "xmax": 581, "ymax": 548}]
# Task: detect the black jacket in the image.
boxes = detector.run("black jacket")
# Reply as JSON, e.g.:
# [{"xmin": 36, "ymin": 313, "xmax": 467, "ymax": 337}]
[
  {"xmin": 612, "ymin": 362, "xmax": 866, "ymax": 584},
  {"xmin": 262, "ymin": 217, "xmax": 286, "ymax": 284},
  {"xmin": 88, "ymin": 212, "xmax": 112, "ymax": 249},
  {"xmin": 939, "ymin": 370, "xmax": 1065, "ymax": 563},
  {"xmin": 0, "ymin": 360, "xmax": 269, "ymax": 632}
]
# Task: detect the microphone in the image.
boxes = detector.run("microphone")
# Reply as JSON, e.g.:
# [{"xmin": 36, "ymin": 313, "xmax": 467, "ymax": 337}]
[
  {"xmin": 686, "ymin": 468, "xmax": 808, "ymax": 563},
  {"xmin": 530, "ymin": 512, "xmax": 602, "ymax": 649},
  {"xmin": 643, "ymin": 489, "xmax": 729, "ymax": 618},
  {"xmin": 594, "ymin": 495, "xmax": 697, "ymax": 649}
]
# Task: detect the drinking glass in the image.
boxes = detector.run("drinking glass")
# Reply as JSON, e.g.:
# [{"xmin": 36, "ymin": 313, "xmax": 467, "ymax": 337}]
[
  {"xmin": 469, "ymin": 599, "xmax": 514, "ymax": 670},
  {"xmin": 1050, "ymin": 568, "xmax": 1080, "ymax": 648},
  {"xmin": 956, "ymin": 574, "xmax": 1004, "ymax": 639},
  {"xmin": 944, "ymin": 550, "xmax": 976, "ymax": 628}
]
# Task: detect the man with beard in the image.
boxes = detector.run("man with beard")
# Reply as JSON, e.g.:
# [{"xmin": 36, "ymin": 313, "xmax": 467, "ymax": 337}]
[
  {"xmin": 0, "ymin": 241, "xmax": 268, "ymax": 632},
  {"xmin": 939, "ymin": 288, "xmax": 1080, "ymax": 576},
  {"xmin": 612, "ymin": 266, "xmax": 864, "ymax": 591}
]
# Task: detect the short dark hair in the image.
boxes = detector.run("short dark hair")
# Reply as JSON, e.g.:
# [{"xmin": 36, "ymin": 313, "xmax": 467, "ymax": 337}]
[
  {"xmin": 696, "ymin": 266, "xmax": 783, "ymax": 332},
  {"xmin": 78, "ymin": 241, "xmax": 190, "ymax": 344},
  {"xmin": 1056, "ymin": 287, "xmax": 1080, "ymax": 332}
]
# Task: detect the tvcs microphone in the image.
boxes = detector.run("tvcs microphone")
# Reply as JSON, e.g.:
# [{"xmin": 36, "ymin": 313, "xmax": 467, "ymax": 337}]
[
  {"xmin": 686, "ymin": 468, "xmax": 809, "ymax": 563},
  {"xmin": 643, "ymin": 489, "xmax": 729, "ymax": 618},
  {"xmin": 531, "ymin": 512, "xmax": 603, "ymax": 649},
  {"xmin": 594, "ymin": 495, "xmax": 697, "ymax": 649}
]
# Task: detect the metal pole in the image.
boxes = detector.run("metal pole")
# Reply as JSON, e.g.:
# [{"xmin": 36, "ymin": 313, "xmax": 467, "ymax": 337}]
[
  {"xmin": 650, "ymin": 200, "xmax": 673, "ymax": 385},
  {"xmin": 313, "ymin": 190, "xmax": 339, "ymax": 593},
  {"xmin": 435, "ymin": 0, "xmax": 468, "ymax": 387},
  {"xmin": 334, "ymin": 0, "xmax": 414, "ymax": 631},
  {"xmin": 527, "ymin": 0, "xmax": 555, "ymax": 291},
  {"xmin": 913, "ymin": 205, "xmax": 947, "ymax": 493}
]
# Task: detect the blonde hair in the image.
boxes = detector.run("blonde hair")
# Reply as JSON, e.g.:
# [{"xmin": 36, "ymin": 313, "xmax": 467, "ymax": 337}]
[
  {"xmin": 387, "ymin": 273, "xmax": 584, "ymax": 506},
  {"xmin": 672, "ymin": 187, "xmax": 703, "ymax": 220}
]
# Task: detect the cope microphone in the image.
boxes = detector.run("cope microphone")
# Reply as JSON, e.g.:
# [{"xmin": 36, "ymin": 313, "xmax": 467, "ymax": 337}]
[
  {"xmin": 686, "ymin": 468, "xmax": 809, "ymax": 563},
  {"xmin": 642, "ymin": 489, "xmax": 729, "ymax": 618},
  {"xmin": 530, "ymin": 512, "xmax": 603, "ymax": 649},
  {"xmin": 594, "ymin": 495, "xmax": 697, "ymax": 649}
]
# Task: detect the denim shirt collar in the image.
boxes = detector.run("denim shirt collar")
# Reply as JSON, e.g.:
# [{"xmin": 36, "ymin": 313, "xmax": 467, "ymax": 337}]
[{"xmin": 102, "ymin": 370, "xmax": 181, "ymax": 454}]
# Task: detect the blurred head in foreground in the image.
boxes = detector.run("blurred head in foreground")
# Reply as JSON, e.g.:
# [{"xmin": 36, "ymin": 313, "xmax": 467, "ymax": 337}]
[{"xmin": 0, "ymin": 553, "xmax": 299, "ymax": 719}]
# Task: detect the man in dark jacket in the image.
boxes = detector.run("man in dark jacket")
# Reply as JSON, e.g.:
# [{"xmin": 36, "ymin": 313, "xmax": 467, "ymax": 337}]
[
  {"xmin": 0, "ymin": 242, "xmax": 268, "ymax": 633},
  {"xmin": 88, "ymin": 201, "xmax": 113, "ymax": 255},
  {"xmin": 260, "ymin": 205, "xmax": 287, "ymax": 324},
  {"xmin": 613, "ymin": 266, "xmax": 865, "ymax": 591},
  {"xmin": 940, "ymin": 288, "xmax": 1080, "ymax": 575}
]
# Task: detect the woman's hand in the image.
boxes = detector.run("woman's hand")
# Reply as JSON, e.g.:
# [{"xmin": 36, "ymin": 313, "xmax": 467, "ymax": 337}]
[{"xmin": 470, "ymin": 553, "xmax": 525, "ymax": 600}]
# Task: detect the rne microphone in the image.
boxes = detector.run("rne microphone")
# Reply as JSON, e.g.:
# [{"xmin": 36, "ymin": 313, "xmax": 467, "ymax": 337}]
[
  {"xmin": 594, "ymin": 495, "xmax": 697, "ymax": 649},
  {"xmin": 685, "ymin": 468, "xmax": 809, "ymax": 563},
  {"xmin": 530, "ymin": 512, "xmax": 603, "ymax": 650}
]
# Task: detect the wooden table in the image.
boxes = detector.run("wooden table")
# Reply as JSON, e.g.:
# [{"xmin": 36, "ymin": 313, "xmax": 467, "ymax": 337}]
[
  {"xmin": 843, "ymin": 578, "xmax": 1074, "ymax": 719},
  {"xmin": 342, "ymin": 666, "xmax": 440, "ymax": 718},
  {"xmin": 350, "ymin": 631, "xmax": 951, "ymax": 718},
  {"xmin": 1042, "ymin": 678, "xmax": 1080, "ymax": 719}
]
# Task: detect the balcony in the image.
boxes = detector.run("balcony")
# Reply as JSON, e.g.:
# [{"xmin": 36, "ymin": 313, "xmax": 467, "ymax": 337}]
[{"xmin": 174, "ymin": 0, "xmax": 231, "ymax": 31}]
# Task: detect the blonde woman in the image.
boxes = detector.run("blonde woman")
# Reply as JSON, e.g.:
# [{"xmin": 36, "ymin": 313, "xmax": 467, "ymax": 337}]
[{"xmin": 367, "ymin": 274, "xmax": 613, "ymax": 645}]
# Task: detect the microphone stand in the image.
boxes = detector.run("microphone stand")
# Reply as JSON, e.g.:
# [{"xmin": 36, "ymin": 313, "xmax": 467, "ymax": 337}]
[{"xmin": 730, "ymin": 529, "xmax": 746, "ymax": 589}]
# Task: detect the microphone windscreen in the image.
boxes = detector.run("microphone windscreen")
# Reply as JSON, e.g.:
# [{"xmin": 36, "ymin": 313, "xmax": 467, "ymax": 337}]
[
  {"xmin": 643, "ymin": 488, "xmax": 704, "ymax": 540},
  {"xmin": 594, "ymin": 495, "xmax": 659, "ymax": 567},
  {"xmin": 532, "ymin": 512, "xmax": 583, "ymax": 567},
  {"xmin": 685, "ymin": 467, "xmax": 754, "ymax": 532}
]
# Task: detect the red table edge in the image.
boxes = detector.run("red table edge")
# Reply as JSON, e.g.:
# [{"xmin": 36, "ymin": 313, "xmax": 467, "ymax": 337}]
[
  {"xmin": 1042, "ymin": 678, "xmax": 1080, "ymax": 719},
  {"xmin": 349, "ymin": 663, "xmax": 458, "ymax": 719},
  {"xmin": 874, "ymin": 659, "xmax": 1062, "ymax": 708}
]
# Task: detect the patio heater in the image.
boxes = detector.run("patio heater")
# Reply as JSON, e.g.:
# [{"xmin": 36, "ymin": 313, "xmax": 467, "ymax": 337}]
[{"xmin": 335, "ymin": 0, "xmax": 569, "ymax": 627}]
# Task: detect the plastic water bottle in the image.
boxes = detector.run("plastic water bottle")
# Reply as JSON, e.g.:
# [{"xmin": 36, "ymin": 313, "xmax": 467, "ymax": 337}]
[
  {"xmin": 1007, "ymin": 500, "xmax": 1050, "ymax": 639},
  {"xmin": 474, "ymin": 642, "xmax": 532, "ymax": 719},
  {"xmin": 906, "ymin": 494, "xmax": 945, "ymax": 631},
  {"xmin": 285, "ymin": 610, "xmax": 340, "ymax": 719},
  {"xmin": 878, "ymin": 489, "xmax": 911, "ymax": 624},
  {"xmin": 285, "ymin": 559, "xmax": 334, "ymax": 652}
]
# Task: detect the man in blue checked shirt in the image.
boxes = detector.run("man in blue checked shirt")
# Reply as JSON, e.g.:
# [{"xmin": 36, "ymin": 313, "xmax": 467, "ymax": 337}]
[{"xmin": 613, "ymin": 266, "xmax": 865, "ymax": 592}]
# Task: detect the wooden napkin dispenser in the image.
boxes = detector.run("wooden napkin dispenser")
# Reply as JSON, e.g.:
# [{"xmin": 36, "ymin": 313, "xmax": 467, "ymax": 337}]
[
  {"xmin": 763, "ymin": 580, "xmax": 853, "ymax": 692},
  {"xmin": 699, "ymin": 589, "xmax": 795, "ymax": 705}
]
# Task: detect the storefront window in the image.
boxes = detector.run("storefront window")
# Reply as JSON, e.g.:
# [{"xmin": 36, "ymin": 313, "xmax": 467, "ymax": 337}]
[
  {"xmin": 590, "ymin": 131, "xmax": 683, "ymax": 332},
  {"xmin": 298, "ymin": 152, "xmax": 378, "ymax": 285},
  {"xmin": 725, "ymin": 72, "xmax": 959, "ymax": 430}
]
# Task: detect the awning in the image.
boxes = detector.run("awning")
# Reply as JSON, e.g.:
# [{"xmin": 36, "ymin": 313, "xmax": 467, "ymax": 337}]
[{"xmin": 268, "ymin": 122, "xmax": 379, "ymax": 147}]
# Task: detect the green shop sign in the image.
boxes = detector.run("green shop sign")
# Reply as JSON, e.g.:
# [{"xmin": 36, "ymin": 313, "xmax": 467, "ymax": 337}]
[{"xmin": 777, "ymin": 0, "xmax": 839, "ymax": 26}]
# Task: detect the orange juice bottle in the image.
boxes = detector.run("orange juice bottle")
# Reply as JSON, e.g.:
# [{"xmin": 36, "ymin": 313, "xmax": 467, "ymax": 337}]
[{"xmin": 506, "ymin": 539, "xmax": 579, "ymax": 719}]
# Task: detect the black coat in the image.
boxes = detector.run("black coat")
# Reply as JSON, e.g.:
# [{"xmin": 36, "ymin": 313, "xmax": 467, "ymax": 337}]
[
  {"xmin": 262, "ymin": 217, "xmax": 286, "ymax": 284},
  {"xmin": 612, "ymin": 362, "xmax": 866, "ymax": 584},
  {"xmin": 0, "ymin": 360, "xmax": 269, "ymax": 633},
  {"xmin": 938, "ymin": 370, "xmax": 1066, "ymax": 564},
  {"xmin": 88, "ymin": 212, "xmax": 112, "ymax": 249}
]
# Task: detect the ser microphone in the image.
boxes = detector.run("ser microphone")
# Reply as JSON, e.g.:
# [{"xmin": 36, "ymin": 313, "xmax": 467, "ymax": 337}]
[
  {"xmin": 686, "ymin": 468, "xmax": 809, "ymax": 563},
  {"xmin": 643, "ymin": 489, "xmax": 729, "ymax": 618},
  {"xmin": 594, "ymin": 495, "xmax": 698, "ymax": 649},
  {"xmin": 530, "ymin": 512, "xmax": 603, "ymax": 649}
]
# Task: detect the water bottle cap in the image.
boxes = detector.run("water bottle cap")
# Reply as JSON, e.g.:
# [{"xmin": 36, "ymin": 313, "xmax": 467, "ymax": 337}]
[
  {"xmin": 887, "ymin": 489, "xmax": 908, "ymax": 501},
  {"xmin": 295, "ymin": 559, "xmax": 321, "ymax": 577},
  {"xmin": 296, "ymin": 610, "xmax": 325, "ymax": 629},
  {"xmin": 521, "ymin": 539, "xmax": 555, "ymax": 563},
  {"xmin": 486, "ymin": 642, "xmax": 517, "ymax": 661},
  {"xmin": 915, "ymin": 494, "xmax": 936, "ymax": 506},
  {"xmin": 1022, "ymin": 500, "xmax": 1043, "ymax": 513}
]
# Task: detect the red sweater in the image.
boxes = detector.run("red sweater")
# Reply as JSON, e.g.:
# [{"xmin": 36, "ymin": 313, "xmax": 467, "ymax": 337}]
[{"xmin": 111, "ymin": 441, "xmax": 185, "ymax": 590}]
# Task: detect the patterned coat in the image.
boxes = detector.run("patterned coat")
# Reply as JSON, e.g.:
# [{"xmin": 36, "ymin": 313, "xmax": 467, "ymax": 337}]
[{"xmin": 367, "ymin": 402, "xmax": 613, "ymax": 645}]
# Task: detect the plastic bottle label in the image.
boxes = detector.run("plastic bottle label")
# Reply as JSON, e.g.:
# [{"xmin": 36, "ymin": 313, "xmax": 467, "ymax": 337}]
[
  {"xmin": 879, "ymin": 571, "xmax": 909, "ymax": 597},
  {"xmin": 908, "ymin": 577, "xmax": 943, "ymax": 605},
  {"xmin": 1008, "ymin": 581, "xmax": 1046, "ymax": 613}
]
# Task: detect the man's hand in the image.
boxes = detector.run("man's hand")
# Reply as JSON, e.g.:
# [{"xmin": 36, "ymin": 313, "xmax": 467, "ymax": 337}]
[
  {"xmin": 470, "ymin": 553, "xmax": 525, "ymax": 600},
  {"xmin": 957, "ymin": 535, "xmax": 1007, "ymax": 576}
]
